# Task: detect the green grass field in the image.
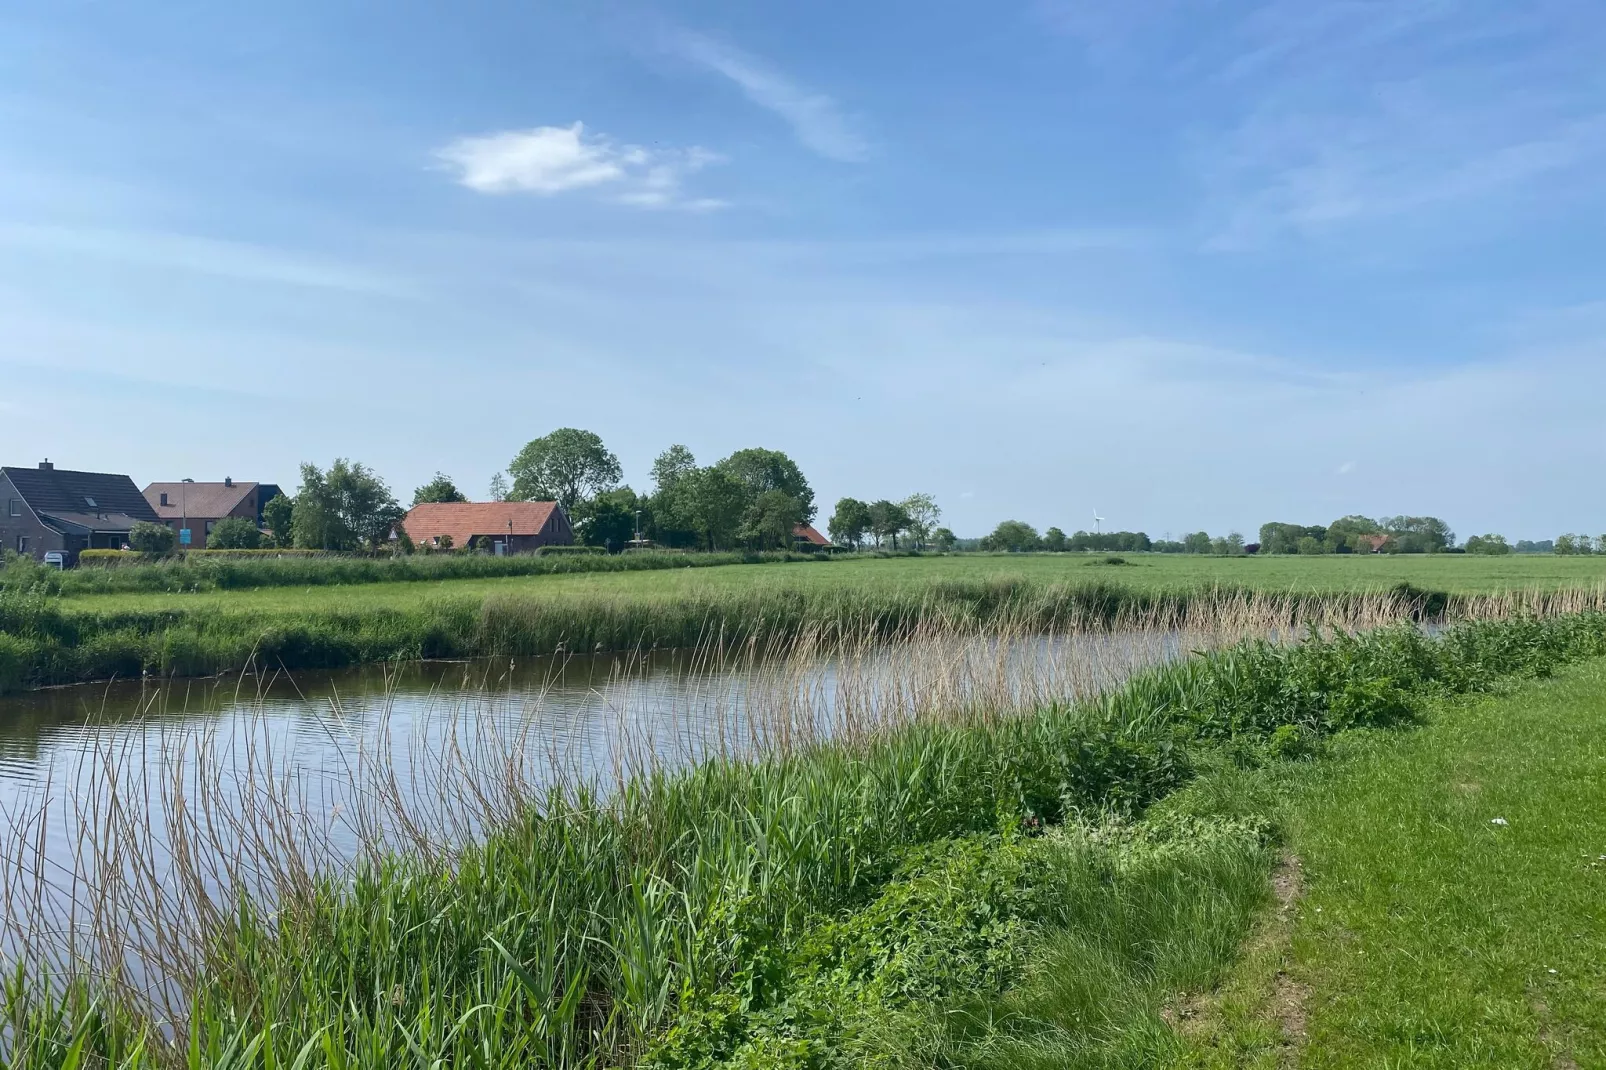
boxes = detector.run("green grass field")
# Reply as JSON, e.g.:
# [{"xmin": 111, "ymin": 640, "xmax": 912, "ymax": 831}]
[
  {"xmin": 58, "ymin": 552, "xmax": 1606, "ymax": 614},
  {"xmin": 1183, "ymin": 658, "xmax": 1606, "ymax": 1068}
]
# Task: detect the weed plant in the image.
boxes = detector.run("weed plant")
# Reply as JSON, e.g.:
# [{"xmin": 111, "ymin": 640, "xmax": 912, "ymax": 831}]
[{"xmin": 4, "ymin": 608, "xmax": 1605, "ymax": 1067}]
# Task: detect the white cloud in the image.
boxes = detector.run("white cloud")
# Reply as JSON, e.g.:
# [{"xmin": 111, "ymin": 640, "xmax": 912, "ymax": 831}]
[
  {"xmin": 435, "ymin": 123, "xmax": 725, "ymax": 209},
  {"xmin": 667, "ymin": 33, "xmax": 869, "ymax": 162},
  {"xmin": 1337, "ymin": 461, "xmax": 1355, "ymax": 475}
]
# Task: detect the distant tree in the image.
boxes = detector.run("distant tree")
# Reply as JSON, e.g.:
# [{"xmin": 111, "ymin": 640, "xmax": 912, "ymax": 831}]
[
  {"xmin": 437, "ymin": 534, "xmax": 454, "ymax": 551},
  {"xmin": 487, "ymin": 472, "xmax": 510, "ymax": 502},
  {"xmin": 508, "ymin": 428, "xmax": 621, "ymax": 511},
  {"xmin": 395, "ymin": 524, "xmax": 415, "ymax": 555},
  {"xmin": 1380, "ymin": 516, "xmax": 1454, "ymax": 554},
  {"xmin": 1514, "ymin": 539, "xmax": 1554, "ymax": 554},
  {"xmin": 931, "ymin": 527, "xmax": 957, "ymax": 552},
  {"xmin": 412, "ymin": 472, "xmax": 468, "ymax": 505},
  {"xmin": 650, "ymin": 445, "xmax": 699, "ymax": 492},
  {"xmin": 981, "ymin": 520, "xmax": 1041, "ymax": 553},
  {"xmin": 679, "ymin": 467, "xmax": 748, "ymax": 551},
  {"xmin": 1043, "ymin": 526, "xmax": 1067, "ymax": 552},
  {"xmin": 1555, "ymin": 534, "xmax": 1580, "ymax": 555},
  {"xmin": 1183, "ymin": 531, "xmax": 1213, "ymax": 554},
  {"xmin": 716, "ymin": 448, "xmax": 816, "ymax": 523},
  {"xmin": 262, "ymin": 494, "xmax": 295, "ymax": 548},
  {"xmin": 574, "ymin": 487, "xmax": 640, "ymax": 551},
  {"xmin": 742, "ymin": 490, "xmax": 807, "ymax": 550},
  {"xmin": 207, "ymin": 516, "xmax": 262, "ymax": 549},
  {"xmin": 1296, "ymin": 536, "xmax": 1326, "ymax": 555},
  {"xmin": 868, "ymin": 499, "xmax": 912, "ymax": 549},
  {"xmin": 1227, "ymin": 531, "xmax": 1245, "ymax": 554},
  {"xmin": 1153, "ymin": 540, "xmax": 1186, "ymax": 553},
  {"xmin": 828, "ymin": 498, "xmax": 872, "ymax": 550},
  {"xmin": 292, "ymin": 459, "xmax": 402, "ymax": 552},
  {"xmin": 1326, "ymin": 515, "xmax": 1381, "ymax": 554},
  {"xmin": 899, "ymin": 493, "xmax": 941, "ymax": 550},
  {"xmin": 1464, "ymin": 534, "xmax": 1512, "ymax": 556},
  {"xmin": 129, "ymin": 521, "xmax": 176, "ymax": 555}
]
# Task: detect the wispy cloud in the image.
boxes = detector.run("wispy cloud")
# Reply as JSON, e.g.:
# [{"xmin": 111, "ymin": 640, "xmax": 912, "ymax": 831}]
[
  {"xmin": 435, "ymin": 122, "xmax": 726, "ymax": 210},
  {"xmin": 666, "ymin": 32, "xmax": 869, "ymax": 162}
]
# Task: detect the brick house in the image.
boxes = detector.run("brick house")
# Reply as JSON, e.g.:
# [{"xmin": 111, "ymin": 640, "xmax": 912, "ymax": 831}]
[
  {"xmin": 142, "ymin": 478, "xmax": 283, "ymax": 548},
  {"xmin": 399, "ymin": 501, "xmax": 574, "ymax": 554},
  {"xmin": 793, "ymin": 524, "xmax": 831, "ymax": 549},
  {"xmin": 1, "ymin": 461, "xmax": 161, "ymax": 562}
]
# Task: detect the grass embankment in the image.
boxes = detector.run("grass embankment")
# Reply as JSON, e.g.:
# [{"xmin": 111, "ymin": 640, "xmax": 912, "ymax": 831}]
[
  {"xmin": 0, "ymin": 572, "xmax": 1470, "ymax": 694},
  {"xmin": 8, "ymin": 612, "xmax": 1606, "ymax": 1068},
  {"xmin": 1184, "ymin": 658, "xmax": 1606, "ymax": 1068}
]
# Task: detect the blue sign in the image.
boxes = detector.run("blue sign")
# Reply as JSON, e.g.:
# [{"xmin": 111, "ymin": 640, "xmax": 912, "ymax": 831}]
[{"xmin": 179, "ymin": 528, "xmax": 192, "ymax": 546}]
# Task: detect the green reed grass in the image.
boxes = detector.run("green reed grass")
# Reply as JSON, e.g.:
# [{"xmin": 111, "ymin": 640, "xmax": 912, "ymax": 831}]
[{"xmin": 6, "ymin": 609, "xmax": 1606, "ymax": 1068}]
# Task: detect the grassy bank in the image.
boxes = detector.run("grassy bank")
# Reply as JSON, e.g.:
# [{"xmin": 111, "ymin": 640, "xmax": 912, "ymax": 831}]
[
  {"xmin": 6, "ymin": 609, "xmax": 1606, "ymax": 1068},
  {"xmin": 1182, "ymin": 657, "xmax": 1606, "ymax": 1068},
  {"xmin": 0, "ymin": 576, "xmax": 1483, "ymax": 694}
]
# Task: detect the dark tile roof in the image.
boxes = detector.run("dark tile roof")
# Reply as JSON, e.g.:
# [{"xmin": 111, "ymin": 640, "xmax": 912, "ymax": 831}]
[
  {"xmin": 35, "ymin": 511, "xmax": 153, "ymax": 535},
  {"xmin": 3, "ymin": 466, "xmax": 159, "ymax": 524}
]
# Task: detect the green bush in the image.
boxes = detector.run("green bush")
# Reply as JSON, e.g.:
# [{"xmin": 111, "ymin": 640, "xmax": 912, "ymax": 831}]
[
  {"xmin": 78, "ymin": 549, "xmax": 148, "ymax": 567},
  {"xmin": 128, "ymin": 520, "xmax": 175, "ymax": 554},
  {"xmin": 205, "ymin": 516, "xmax": 263, "ymax": 549},
  {"xmin": 537, "ymin": 544, "xmax": 608, "ymax": 556}
]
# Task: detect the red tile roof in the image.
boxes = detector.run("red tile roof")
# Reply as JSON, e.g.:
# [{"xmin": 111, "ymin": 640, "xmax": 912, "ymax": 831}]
[
  {"xmin": 794, "ymin": 524, "xmax": 831, "ymax": 547},
  {"xmin": 401, "ymin": 501, "xmax": 561, "ymax": 548}
]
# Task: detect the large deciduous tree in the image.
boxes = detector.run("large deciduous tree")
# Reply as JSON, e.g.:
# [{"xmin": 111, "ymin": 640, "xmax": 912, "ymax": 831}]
[
  {"xmin": 678, "ymin": 467, "xmax": 748, "ymax": 551},
  {"xmin": 899, "ymin": 493, "xmax": 940, "ymax": 550},
  {"xmin": 716, "ymin": 448, "xmax": 816, "ymax": 523},
  {"xmin": 292, "ymin": 459, "xmax": 402, "ymax": 552},
  {"xmin": 868, "ymin": 500, "xmax": 912, "ymax": 549},
  {"xmin": 574, "ymin": 487, "xmax": 643, "ymax": 551},
  {"xmin": 262, "ymin": 494, "xmax": 295, "ymax": 548},
  {"xmin": 981, "ymin": 520, "xmax": 1040, "ymax": 553},
  {"xmin": 207, "ymin": 516, "xmax": 262, "ymax": 549},
  {"xmin": 508, "ymin": 428, "xmax": 622, "ymax": 512},
  {"xmin": 741, "ymin": 490, "xmax": 807, "ymax": 550},
  {"xmin": 412, "ymin": 472, "xmax": 468, "ymax": 505},
  {"xmin": 828, "ymin": 498, "xmax": 872, "ymax": 550}
]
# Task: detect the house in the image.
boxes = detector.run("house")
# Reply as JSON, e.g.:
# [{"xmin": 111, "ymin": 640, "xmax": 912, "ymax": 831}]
[
  {"xmin": 1, "ymin": 460, "xmax": 161, "ymax": 563},
  {"xmin": 794, "ymin": 524, "xmax": 831, "ymax": 549},
  {"xmin": 399, "ymin": 501, "xmax": 573, "ymax": 554},
  {"xmin": 142, "ymin": 478, "xmax": 283, "ymax": 548},
  {"xmin": 1354, "ymin": 534, "xmax": 1390, "ymax": 554}
]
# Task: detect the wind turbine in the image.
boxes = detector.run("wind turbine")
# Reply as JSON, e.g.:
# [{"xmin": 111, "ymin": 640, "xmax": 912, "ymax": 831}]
[{"xmin": 1093, "ymin": 509, "xmax": 1105, "ymax": 535}]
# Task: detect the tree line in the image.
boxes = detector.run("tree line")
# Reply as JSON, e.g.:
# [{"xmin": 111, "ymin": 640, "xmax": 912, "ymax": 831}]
[{"xmin": 223, "ymin": 428, "xmax": 941, "ymax": 555}]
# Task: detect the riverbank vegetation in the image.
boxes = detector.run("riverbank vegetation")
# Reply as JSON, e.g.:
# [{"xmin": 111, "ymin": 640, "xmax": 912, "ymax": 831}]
[{"xmin": 3, "ymin": 603, "xmax": 1606, "ymax": 1067}]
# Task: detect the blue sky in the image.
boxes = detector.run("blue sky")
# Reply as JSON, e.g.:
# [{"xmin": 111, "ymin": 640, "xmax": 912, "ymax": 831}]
[{"xmin": 3, "ymin": 0, "xmax": 1603, "ymax": 541}]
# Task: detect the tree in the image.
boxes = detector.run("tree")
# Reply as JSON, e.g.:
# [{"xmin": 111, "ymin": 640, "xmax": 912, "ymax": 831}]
[
  {"xmin": 412, "ymin": 472, "xmax": 467, "ymax": 505},
  {"xmin": 827, "ymin": 498, "xmax": 872, "ymax": 550},
  {"xmin": 650, "ymin": 445, "xmax": 698, "ymax": 492},
  {"xmin": 931, "ymin": 527, "xmax": 958, "ymax": 552},
  {"xmin": 1380, "ymin": 516, "xmax": 1453, "ymax": 554},
  {"xmin": 129, "ymin": 521, "xmax": 176, "ymax": 555},
  {"xmin": 262, "ymin": 494, "xmax": 295, "ymax": 548},
  {"xmin": 1296, "ymin": 535, "xmax": 1325, "ymax": 555},
  {"xmin": 207, "ymin": 516, "xmax": 262, "ymax": 549},
  {"xmin": 678, "ymin": 467, "xmax": 747, "ymax": 551},
  {"xmin": 742, "ymin": 490, "xmax": 806, "ymax": 550},
  {"xmin": 1464, "ymin": 534, "xmax": 1512, "ymax": 555},
  {"xmin": 508, "ymin": 428, "xmax": 621, "ymax": 511},
  {"xmin": 981, "ymin": 520, "xmax": 1040, "ymax": 553},
  {"xmin": 1043, "ymin": 526, "xmax": 1067, "ymax": 552},
  {"xmin": 395, "ymin": 524, "xmax": 415, "ymax": 555},
  {"xmin": 899, "ymin": 493, "xmax": 941, "ymax": 550},
  {"xmin": 574, "ymin": 487, "xmax": 641, "ymax": 551},
  {"xmin": 292, "ymin": 459, "xmax": 402, "ymax": 552},
  {"xmin": 868, "ymin": 499, "xmax": 911, "ymax": 549},
  {"xmin": 1183, "ymin": 531, "xmax": 1213, "ymax": 554},
  {"xmin": 488, "ymin": 472, "xmax": 510, "ymax": 502},
  {"xmin": 716, "ymin": 448, "xmax": 816, "ymax": 523}
]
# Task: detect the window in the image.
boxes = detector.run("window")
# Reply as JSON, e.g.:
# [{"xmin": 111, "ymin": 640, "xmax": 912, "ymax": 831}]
[
  {"xmin": 16, "ymin": 535, "xmax": 27, "ymax": 553},
  {"xmin": 205, "ymin": 521, "xmax": 216, "ymax": 535},
  {"xmin": 7, "ymin": 498, "xmax": 18, "ymax": 517},
  {"xmin": 84, "ymin": 496, "xmax": 98, "ymax": 509},
  {"xmin": 160, "ymin": 493, "xmax": 170, "ymax": 507}
]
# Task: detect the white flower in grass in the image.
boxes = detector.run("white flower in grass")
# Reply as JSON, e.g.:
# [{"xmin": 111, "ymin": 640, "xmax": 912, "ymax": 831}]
[{"xmin": 1490, "ymin": 817, "xmax": 1509, "ymax": 826}]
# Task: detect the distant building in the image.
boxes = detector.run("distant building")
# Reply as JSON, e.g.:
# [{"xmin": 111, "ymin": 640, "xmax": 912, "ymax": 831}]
[
  {"xmin": 1, "ymin": 460, "xmax": 161, "ymax": 562},
  {"xmin": 143, "ymin": 478, "xmax": 284, "ymax": 548},
  {"xmin": 793, "ymin": 524, "xmax": 831, "ymax": 549},
  {"xmin": 399, "ymin": 501, "xmax": 574, "ymax": 554},
  {"xmin": 1355, "ymin": 534, "xmax": 1390, "ymax": 554}
]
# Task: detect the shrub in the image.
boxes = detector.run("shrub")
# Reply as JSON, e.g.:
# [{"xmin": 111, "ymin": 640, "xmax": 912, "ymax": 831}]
[
  {"xmin": 538, "ymin": 545, "xmax": 608, "ymax": 556},
  {"xmin": 206, "ymin": 516, "xmax": 263, "ymax": 549},
  {"xmin": 79, "ymin": 549, "xmax": 146, "ymax": 567},
  {"xmin": 127, "ymin": 521, "xmax": 175, "ymax": 554}
]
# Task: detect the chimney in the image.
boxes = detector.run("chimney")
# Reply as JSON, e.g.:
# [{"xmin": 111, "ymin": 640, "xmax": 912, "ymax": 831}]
[
  {"xmin": 224, "ymin": 476, "xmax": 233, "ymax": 487},
  {"xmin": 38, "ymin": 459, "xmax": 53, "ymax": 471}
]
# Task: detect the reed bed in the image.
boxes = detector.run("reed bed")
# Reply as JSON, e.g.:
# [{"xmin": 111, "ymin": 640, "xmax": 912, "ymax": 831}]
[
  {"xmin": 3, "ymin": 593, "xmax": 1606, "ymax": 1067},
  {"xmin": 9, "ymin": 574, "xmax": 1588, "ymax": 694}
]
